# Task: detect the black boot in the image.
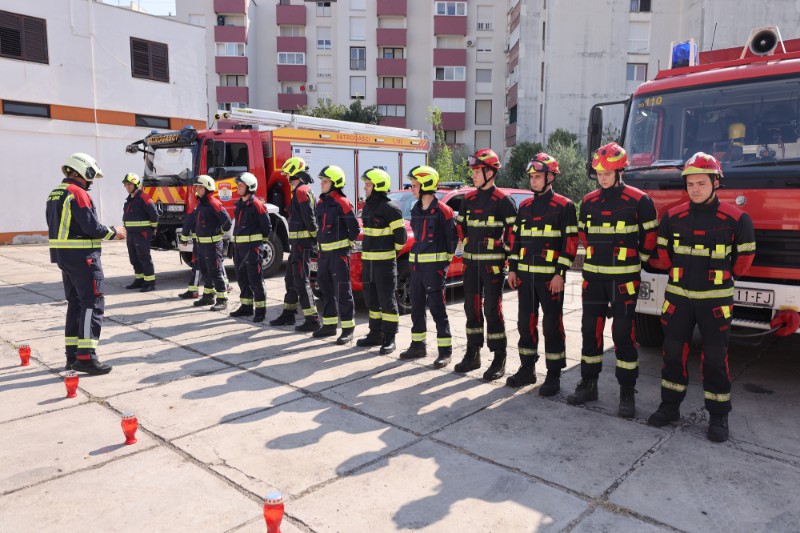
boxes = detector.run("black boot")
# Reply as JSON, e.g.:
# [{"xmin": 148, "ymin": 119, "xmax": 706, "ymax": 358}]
[
  {"xmin": 65, "ymin": 356, "xmax": 76, "ymax": 372},
  {"xmin": 126, "ymin": 278, "xmax": 144, "ymax": 290},
  {"xmin": 618, "ymin": 385, "xmax": 636, "ymax": 418},
  {"xmin": 399, "ymin": 341, "xmax": 427, "ymax": 360},
  {"xmin": 230, "ymin": 304, "xmax": 254, "ymax": 317},
  {"xmin": 647, "ymin": 402, "xmax": 681, "ymax": 427},
  {"xmin": 506, "ymin": 356, "xmax": 537, "ymax": 388},
  {"xmin": 538, "ymin": 370, "xmax": 561, "ymax": 397},
  {"xmin": 482, "ymin": 351, "xmax": 506, "ymax": 381},
  {"xmin": 210, "ymin": 298, "xmax": 228, "ymax": 311},
  {"xmin": 71, "ymin": 357, "xmax": 112, "ymax": 375},
  {"xmin": 707, "ymin": 413, "xmax": 729, "ymax": 443},
  {"xmin": 336, "ymin": 327, "xmax": 354, "ymax": 345},
  {"xmin": 453, "ymin": 345, "xmax": 481, "ymax": 373},
  {"xmin": 433, "ymin": 350, "xmax": 452, "ymax": 369},
  {"xmin": 379, "ymin": 335, "xmax": 396, "ymax": 355},
  {"xmin": 312, "ymin": 324, "xmax": 338, "ymax": 338},
  {"xmin": 253, "ymin": 308, "xmax": 266, "ymax": 323},
  {"xmin": 139, "ymin": 281, "xmax": 156, "ymax": 292},
  {"xmin": 178, "ymin": 289, "xmax": 199, "ymax": 299},
  {"xmin": 193, "ymin": 293, "xmax": 215, "ymax": 307},
  {"xmin": 567, "ymin": 379, "xmax": 598, "ymax": 405},
  {"xmin": 356, "ymin": 330, "xmax": 383, "ymax": 347},
  {"xmin": 269, "ymin": 310, "xmax": 296, "ymax": 326},
  {"xmin": 295, "ymin": 317, "xmax": 320, "ymax": 332}
]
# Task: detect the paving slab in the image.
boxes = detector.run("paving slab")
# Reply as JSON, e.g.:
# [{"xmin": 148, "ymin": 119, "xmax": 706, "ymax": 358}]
[
  {"xmin": 434, "ymin": 392, "xmax": 664, "ymax": 498},
  {"xmin": 173, "ymin": 396, "xmax": 417, "ymax": 498},
  {"xmin": 230, "ymin": 515, "xmax": 305, "ymax": 533},
  {"xmin": 0, "ymin": 402, "xmax": 155, "ymax": 493},
  {"xmin": 182, "ymin": 324, "xmax": 324, "ymax": 364},
  {"xmin": 108, "ymin": 366, "xmax": 304, "ymax": 440},
  {"xmin": 0, "ymin": 363, "xmax": 87, "ymax": 423},
  {"xmin": 0, "ymin": 446, "xmax": 258, "ymax": 532},
  {"xmin": 133, "ymin": 311, "xmax": 255, "ymax": 342},
  {"xmin": 571, "ymin": 507, "xmax": 672, "ymax": 532},
  {"xmin": 609, "ymin": 432, "xmax": 800, "ymax": 533},
  {"xmin": 292, "ymin": 439, "xmax": 588, "ymax": 532}
]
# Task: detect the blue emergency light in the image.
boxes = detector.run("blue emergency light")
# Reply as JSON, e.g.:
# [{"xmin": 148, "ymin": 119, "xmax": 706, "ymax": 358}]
[{"xmin": 669, "ymin": 39, "xmax": 698, "ymax": 69}]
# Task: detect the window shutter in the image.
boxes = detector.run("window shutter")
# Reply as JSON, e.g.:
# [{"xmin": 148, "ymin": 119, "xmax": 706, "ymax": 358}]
[
  {"xmin": 0, "ymin": 11, "xmax": 23, "ymax": 59},
  {"xmin": 150, "ymin": 42, "xmax": 169, "ymax": 82},
  {"xmin": 22, "ymin": 16, "xmax": 47, "ymax": 63},
  {"xmin": 131, "ymin": 38, "xmax": 151, "ymax": 77}
]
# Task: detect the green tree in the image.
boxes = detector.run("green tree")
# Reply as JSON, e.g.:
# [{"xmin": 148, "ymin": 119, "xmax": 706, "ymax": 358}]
[
  {"xmin": 426, "ymin": 107, "xmax": 455, "ymax": 181},
  {"xmin": 547, "ymin": 128, "xmax": 579, "ymax": 149},
  {"xmin": 545, "ymin": 140, "xmax": 594, "ymax": 203},
  {"xmin": 497, "ymin": 141, "xmax": 543, "ymax": 188},
  {"xmin": 298, "ymin": 98, "xmax": 382, "ymax": 124},
  {"xmin": 342, "ymin": 98, "xmax": 382, "ymax": 124},
  {"xmin": 601, "ymin": 123, "xmax": 622, "ymax": 144}
]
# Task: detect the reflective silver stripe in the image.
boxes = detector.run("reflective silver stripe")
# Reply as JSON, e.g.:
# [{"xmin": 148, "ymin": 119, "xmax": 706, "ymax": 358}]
[
  {"xmin": 389, "ymin": 219, "xmax": 405, "ymax": 230},
  {"xmin": 657, "ymin": 236, "xmax": 669, "ymax": 246},
  {"xmin": 583, "ymin": 263, "xmax": 641, "ymax": 275},
  {"xmin": 616, "ymin": 359, "xmax": 638, "ymax": 370},
  {"xmin": 586, "ymin": 224, "xmax": 638, "ymax": 234},
  {"xmin": 49, "ymin": 239, "xmax": 103, "ymax": 249},
  {"xmin": 661, "ymin": 379, "xmax": 687, "ymax": 392},
  {"xmin": 82, "ymin": 308, "xmax": 92, "ymax": 349},
  {"xmin": 322, "ymin": 316, "xmax": 339, "ymax": 325},
  {"xmin": 368, "ymin": 310, "xmax": 382, "ymax": 320},
  {"xmin": 466, "ymin": 219, "xmax": 504, "ymax": 228},
  {"xmin": 704, "ymin": 391, "xmax": 731, "ymax": 402},
  {"xmin": 411, "ymin": 332, "xmax": 426, "ymax": 341},
  {"xmin": 666, "ymin": 285, "xmax": 734, "ymax": 299},
  {"xmin": 518, "ymin": 264, "xmax": 556, "ymax": 274},
  {"xmin": 409, "ymin": 252, "xmax": 451, "ymax": 263},
  {"xmin": 582, "ymin": 354, "xmax": 603, "ymax": 364},
  {"xmin": 381, "ymin": 312, "xmax": 399, "ymax": 323},
  {"xmin": 737, "ymin": 242, "xmax": 756, "ymax": 252},
  {"xmin": 486, "ymin": 332, "xmax": 506, "ymax": 340},
  {"xmin": 519, "ymin": 347, "xmax": 537, "ymax": 356},
  {"xmin": 289, "ymin": 230, "xmax": 314, "ymax": 239},
  {"xmin": 557, "ymin": 256, "xmax": 572, "ymax": 267},
  {"xmin": 363, "ymin": 227, "xmax": 393, "ymax": 236},
  {"xmin": 641, "ymin": 219, "xmax": 659, "ymax": 230},
  {"xmin": 466, "ymin": 327, "xmax": 483, "ymax": 335},
  {"xmin": 341, "ymin": 319, "xmax": 355, "ymax": 328},
  {"xmin": 124, "ymin": 220, "xmax": 151, "ymax": 228},
  {"xmin": 437, "ymin": 337, "xmax": 452, "ymax": 347},
  {"xmin": 519, "ymin": 228, "xmax": 562, "ymax": 238},
  {"xmin": 362, "ymin": 250, "xmax": 396, "ymax": 260},
  {"xmin": 319, "ymin": 239, "xmax": 350, "ymax": 251},
  {"xmin": 462, "ymin": 252, "xmax": 506, "ymax": 261},
  {"xmin": 197, "ymin": 235, "xmax": 223, "ymax": 243},
  {"xmin": 232, "ymin": 234, "xmax": 264, "ymax": 243},
  {"xmin": 545, "ymin": 351, "xmax": 566, "ymax": 360}
]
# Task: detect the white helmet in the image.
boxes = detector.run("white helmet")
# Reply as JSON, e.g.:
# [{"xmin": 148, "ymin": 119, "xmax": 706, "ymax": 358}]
[
  {"xmin": 194, "ymin": 174, "xmax": 216, "ymax": 191},
  {"xmin": 236, "ymin": 172, "xmax": 258, "ymax": 192},
  {"xmin": 62, "ymin": 153, "xmax": 103, "ymax": 181}
]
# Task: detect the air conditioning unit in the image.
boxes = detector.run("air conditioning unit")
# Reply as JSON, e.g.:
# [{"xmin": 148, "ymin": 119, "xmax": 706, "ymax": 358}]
[
  {"xmin": 307, "ymin": 84, "xmax": 316, "ymax": 91},
  {"xmin": 466, "ymin": 39, "xmax": 475, "ymax": 47}
]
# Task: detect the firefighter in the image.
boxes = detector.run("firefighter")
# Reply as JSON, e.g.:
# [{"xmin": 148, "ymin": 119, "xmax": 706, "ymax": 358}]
[
  {"xmin": 313, "ymin": 165, "xmax": 360, "ymax": 343},
  {"xmin": 230, "ymin": 172, "xmax": 272, "ymax": 322},
  {"xmin": 356, "ymin": 167, "xmax": 407, "ymax": 355},
  {"xmin": 181, "ymin": 175, "xmax": 232, "ymax": 311},
  {"xmin": 568, "ymin": 142, "xmax": 658, "ymax": 418},
  {"xmin": 121, "ymin": 172, "xmax": 158, "ymax": 292},
  {"xmin": 178, "ymin": 208, "xmax": 231, "ymax": 299},
  {"xmin": 454, "ymin": 148, "xmax": 518, "ymax": 381},
  {"xmin": 269, "ymin": 157, "xmax": 320, "ymax": 331},
  {"xmin": 399, "ymin": 165, "xmax": 458, "ymax": 367},
  {"xmin": 647, "ymin": 153, "xmax": 755, "ymax": 442},
  {"xmin": 46, "ymin": 153, "xmax": 126, "ymax": 374},
  {"xmin": 506, "ymin": 153, "xmax": 578, "ymax": 394}
]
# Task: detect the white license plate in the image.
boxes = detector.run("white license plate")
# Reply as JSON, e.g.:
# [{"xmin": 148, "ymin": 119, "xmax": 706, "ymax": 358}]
[
  {"xmin": 166, "ymin": 204, "xmax": 185, "ymax": 212},
  {"xmin": 734, "ymin": 288, "xmax": 774, "ymax": 308},
  {"xmin": 309, "ymin": 261, "xmax": 318, "ymax": 272}
]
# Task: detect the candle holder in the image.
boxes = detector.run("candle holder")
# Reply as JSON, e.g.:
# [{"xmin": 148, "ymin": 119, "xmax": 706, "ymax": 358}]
[
  {"xmin": 263, "ymin": 491, "xmax": 284, "ymax": 533},
  {"xmin": 18, "ymin": 344, "xmax": 31, "ymax": 366},
  {"xmin": 121, "ymin": 413, "xmax": 138, "ymax": 445},
  {"xmin": 64, "ymin": 371, "xmax": 79, "ymax": 398}
]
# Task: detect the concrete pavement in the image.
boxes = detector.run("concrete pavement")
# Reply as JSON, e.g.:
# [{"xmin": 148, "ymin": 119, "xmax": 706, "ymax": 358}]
[{"xmin": 0, "ymin": 242, "xmax": 798, "ymax": 532}]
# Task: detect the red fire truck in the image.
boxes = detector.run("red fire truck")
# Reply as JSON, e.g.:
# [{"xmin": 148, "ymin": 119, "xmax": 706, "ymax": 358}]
[
  {"xmin": 125, "ymin": 108, "xmax": 429, "ymax": 277},
  {"xmin": 587, "ymin": 26, "xmax": 800, "ymax": 344}
]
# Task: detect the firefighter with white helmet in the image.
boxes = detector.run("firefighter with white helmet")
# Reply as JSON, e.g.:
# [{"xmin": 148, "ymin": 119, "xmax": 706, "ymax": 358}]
[{"xmin": 121, "ymin": 172, "xmax": 159, "ymax": 292}]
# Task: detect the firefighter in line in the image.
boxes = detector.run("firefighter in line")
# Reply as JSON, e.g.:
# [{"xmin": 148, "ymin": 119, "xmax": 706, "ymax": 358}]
[
  {"xmin": 399, "ymin": 165, "xmax": 458, "ymax": 367},
  {"xmin": 177, "ymin": 206, "xmax": 231, "ymax": 300},
  {"xmin": 269, "ymin": 157, "xmax": 320, "ymax": 331},
  {"xmin": 229, "ymin": 172, "xmax": 272, "ymax": 323},
  {"xmin": 356, "ymin": 167, "xmax": 407, "ymax": 355},
  {"xmin": 647, "ymin": 153, "xmax": 755, "ymax": 442},
  {"xmin": 181, "ymin": 175, "xmax": 232, "ymax": 311},
  {"xmin": 506, "ymin": 153, "xmax": 578, "ymax": 395},
  {"xmin": 454, "ymin": 148, "xmax": 518, "ymax": 381},
  {"xmin": 121, "ymin": 173, "xmax": 158, "ymax": 292},
  {"xmin": 313, "ymin": 165, "xmax": 360, "ymax": 343},
  {"xmin": 46, "ymin": 153, "xmax": 126, "ymax": 375},
  {"xmin": 569, "ymin": 142, "xmax": 658, "ymax": 418}
]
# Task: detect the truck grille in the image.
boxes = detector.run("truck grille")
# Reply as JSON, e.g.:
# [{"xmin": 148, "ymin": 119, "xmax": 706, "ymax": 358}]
[{"xmin": 752, "ymin": 230, "xmax": 800, "ymax": 269}]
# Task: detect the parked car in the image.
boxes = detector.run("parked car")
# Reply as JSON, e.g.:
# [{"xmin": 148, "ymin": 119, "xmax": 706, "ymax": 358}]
[{"xmin": 311, "ymin": 183, "xmax": 534, "ymax": 313}]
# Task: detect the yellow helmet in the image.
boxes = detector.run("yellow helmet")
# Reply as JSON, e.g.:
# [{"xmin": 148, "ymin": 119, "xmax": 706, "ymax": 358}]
[
  {"xmin": 281, "ymin": 157, "xmax": 308, "ymax": 178},
  {"xmin": 728, "ymin": 122, "xmax": 746, "ymax": 141},
  {"xmin": 407, "ymin": 165, "xmax": 439, "ymax": 192},
  {"xmin": 319, "ymin": 165, "xmax": 346, "ymax": 189},
  {"xmin": 62, "ymin": 153, "xmax": 103, "ymax": 181},
  {"xmin": 122, "ymin": 172, "xmax": 142, "ymax": 188},
  {"xmin": 194, "ymin": 174, "xmax": 216, "ymax": 191},
  {"xmin": 361, "ymin": 167, "xmax": 391, "ymax": 193}
]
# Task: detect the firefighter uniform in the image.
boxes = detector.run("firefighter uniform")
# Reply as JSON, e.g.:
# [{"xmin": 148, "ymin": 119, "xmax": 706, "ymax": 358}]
[
  {"xmin": 231, "ymin": 194, "xmax": 272, "ymax": 319},
  {"xmin": 183, "ymin": 188, "xmax": 231, "ymax": 307},
  {"xmin": 122, "ymin": 186, "xmax": 158, "ymax": 289},
  {"xmin": 179, "ymin": 207, "xmax": 230, "ymax": 299},
  {"xmin": 508, "ymin": 188, "xmax": 578, "ymax": 376}
]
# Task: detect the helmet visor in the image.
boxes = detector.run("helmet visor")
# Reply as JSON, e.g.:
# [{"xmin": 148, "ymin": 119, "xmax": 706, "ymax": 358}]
[
  {"xmin": 526, "ymin": 160, "xmax": 548, "ymax": 174},
  {"xmin": 467, "ymin": 155, "xmax": 480, "ymax": 167}
]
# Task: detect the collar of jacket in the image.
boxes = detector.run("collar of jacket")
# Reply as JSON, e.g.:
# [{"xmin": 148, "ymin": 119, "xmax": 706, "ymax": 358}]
[
  {"xmin": 476, "ymin": 184, "xmax": 497, "ymax": 196},
  {"xmin": 689, "ymin": 194, "xmax": 720, "ymax": 213},
  {"xmin": 599, "ymin": 182, "xmax": 623, "ymax": 200},
  {"xmin": 236, "ymin": 195, "xmax": 253, "ymax": 207},
  {"xmin": 533, "ymin": 188, "xmax": 554, "ymax": 203},
  {"xmin": 366, "ymin": 192, "xmax": 387, "ymax": 205},
  {"xmin": 63, "ymin": 177, "xmax": 86, "ymax": 190}
]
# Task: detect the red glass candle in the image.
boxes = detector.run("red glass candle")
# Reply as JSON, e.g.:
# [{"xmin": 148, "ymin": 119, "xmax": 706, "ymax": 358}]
[
  {"xmin": 64, "ymin": 371, "xmax": 79, "ymax": 398},
  {"xmin": 121, "ymin": 413, "xmax": 138, "ymax": 445},
  {"xmin": 18, "ymin": 344, "xmax": 31, "ymax": 366},
  {"xmin": 263, "ymin": 491, "xmax": 284, "ymax": 533}
]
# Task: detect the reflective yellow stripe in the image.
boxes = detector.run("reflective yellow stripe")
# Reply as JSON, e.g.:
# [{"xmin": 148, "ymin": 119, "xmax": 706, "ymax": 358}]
[
  {"xmin": 466, "ymin": 219, "xmax": 504, "ymax": 228},
  {"xmin": 704, "ymin": 391, "xmax": 731, "ymax": 402},
  {"xmin": 616, "ymin": 359, "xmax": 638, "ymax": 370},
  {"xmin": 319, "ymin": 239, "xmax": 350, "ymax": 251},
  {"xmin": 713, "ymin": 270, "xmax": 723, "ymax": 285},
  {"xmin": 322, "ymin": 316, "xmax": 339, "ymax": 325},
  {"xmin": 661, "ymin": 379, "xmax": 687, "ymax": 392},
  {"xmin": 487, "ymin": 332, "xmax": 506, "ymax": 340},
  {"xmin": 143, "ymin": 274, "xmax": 155, "ymax": 282},
  {"xmin": 737, "ymin": 242, "xmax": 756, "ymax": 252},
  {"xmin": 625, "ymin": 281, "xmax": 636, "ymax": 295},
  {"xmin": 519, "ymin": 228, "xmax": 562, "ymax": 238},
  {"xmin": 721, "ymin": 305, "xmax": 731, "ymax": 318},
  {"xmin": 566, "ymin": 225, "xmax": 578, "ymax": 233},
  {"xmin": 363, "ymin": 227, "xmax": 393, "ymax": 236},
  {"xmin": 466, "ymin": 327, "xmax": 483, "ymax": 335},
  {"xmin": 65, "ymin": 336, "xmax": 78, "ymax": 346},
  {"xmin": 519, "ymin": 347, "xmax": 537, "ymax": 356},
  {"xmin": 284, "ymin": 303, "xmax": 298, "ymax": 310},
  {"xmin": 617, "ymin": 247, "xmax": 627, "ymax": 261},
  {"xmin": 197, "ymin": 235, "xmax": 223, "ymax": 243},
  {"xmin": 340, "ymin": 319, "xmax": 355, "ymax": 329},
  {"xmin": 289, "ymin": 230, "xmax": 314, "ymax": 239},
  {"xmin": 411, "ymin": 332, "xmax": 427, "ymax": 342},
  {"xmin": 641, "ymin": 219, "xmax": 658, "ymax": 230},
  {"xmin": 657, "ymin": 236, "xmax": 669, "ymax": 246},
  {"xmin": 57, "ymin": 188, "xmax": 72, "ymax": 241},
  {"xmin": 662, "ymin": 299, "xmax": 671, "ymax": 313},
  {"xmin": 582, "ymin": 354, "xmax": 603, "ymax": 364},
  {"xmin": 381, "ymin": 312, "xmax": 399, "ymax": 323},
  {"xmin": 368, "ymin": 310, "xmax": 382, "ymax": 320},
  {"xmin": 437, "ymin": 337, "xmax": 452, "ymax": 347},
  {"xmin": 302, "ymin": 306, "xmax": 318, "ymax": 316},
  {"xmin": 557, "ymin": 256, "xmax": 572, "ymax": 267},
  {"xmin": 240, "ymin": 298, "xmax": 254, "ymax": 305},
  {"xmin": 666, "ymin": 285, "xmax": 734, "ymax": 299},
  {"xmin": 518, "ymin": 264, "xmax": 556, "ymax": 274},
  {"xmin": 583, "ymin": 263, "xmax": 641, "ymax": 275},
  {"xmin": 254, "ymin": 301, "xmax": 267, "ymax": 308},
  {"xmin": 389, "ymin": 218, "xmax": 405, "ymax": 230},
  {"xmin": 586, "ymin": 224, "xmax": 637, "ymax": 234},
  {"xmin": 49, "ymin": 239, "xmax": 103, "ymax": 249},
  {"xmin": 462, "ymin": 252, "xmax": 506, "ymax": 261},
  {"xmin": 362, "ymin": 250, "xmax": 396, "ymax": 260},
  {"xmin": 409, "ymin": 252, "xmax": 451, "ymax": 263},
  {"xmin": 395, "ymin": 242, "xmax": 404, "ymax": 251},
  {"xmin": 545, "ymin": 351, "xmax": 566, "ymax": 360},
  {"xmin": 546, "ymin": 249, "xmax": 555, "ymax": 262},
  {"xmin": 124, "ymin": 220, "xmax": 151, "ymax": 228},
  {"xmin": 232, "ymin": 234, "xmax": 264, "ymax": 243},
  {"xmin": 77, "ymin": 339, "xmax": 99, "ymax": 349}
]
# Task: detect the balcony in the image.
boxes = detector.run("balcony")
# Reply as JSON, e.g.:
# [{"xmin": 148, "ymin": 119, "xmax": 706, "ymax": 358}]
[
  {"xmin": 278, "ymin": 93, "xmax": 308, "ymax": 111},
  {"xmin": 214, "ymin": 0, "xmax": 247, "ymax": 15},
  {"xmin": 216, "ymin": 86, "xmax": 249, "ymax": 103},
  {"xmin": 215, "ymin": 56, "xmax": 248, "ymax": 74},
  {"xmin": 433, "ymin": 81, "xmax": 466, "ymax": 98},
  {"xmin": 628, "ymin": 38, "xmax": 650, "ymax": 54},
  {"xmin": 505, "ymin": 123, "xmax": 517, "ymax": 147},
  {"xmin": 376, "ymin": 28, "xmax": 407, "ymax": 47},
  {"xmin": 380, "ymin": 116, "xmax": 407, "ymax": 128},
  {"xmin": 317, "ymin": 67, "xmax": 333, "ymax": 78},
  {"xmin": 214, "ymin": 25, "xmax": 247, "ymax": 43},
  {"xmin": 433, "ymin": 48, "xmax": 466, "ymax": 66},
  {"xmin": 277, "ymin": 64, "xmax": 307, "ymax": 82},
  {"xmin": 441, "ymin": 112, "xmax": 465, "ymax": 130},
  {"xmin": 277, "ymin": 36, "xmax": 306, "ymax": 53},
  {"xmin": 275, "ymin": 4, "xmax": 306, "ymax": 26},
  {"xmin": 377, "ymin": 0, "xmax": 407, "ymax": 17},
  {"xmin": 376, "ymin": 58, "xmax": 406, "ymax": 77},
  {"xmin": 506, "ymin": 83, "xmax": 518, "ymax": 109},
  {"xmin": 376, "ymin": 88, "xmax": 406, "ymax": 105},
  {"xmin": 433, "ymin": 16, "xmax": 467, "ymax": 36}
]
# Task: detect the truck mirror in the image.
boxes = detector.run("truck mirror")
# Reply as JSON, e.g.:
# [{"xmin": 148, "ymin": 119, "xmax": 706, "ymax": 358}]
[
  {"xmin": 212, "ymin": 140, "xmax": 227, "ymax": 168},
  {"xmin": 587, "ymin": 105, "xmax": 604, "ymax": 155}
]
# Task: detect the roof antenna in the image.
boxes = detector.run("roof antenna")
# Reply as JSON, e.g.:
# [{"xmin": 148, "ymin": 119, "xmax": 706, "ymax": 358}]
[{"xmin": 708, "ymin": 22, "xmax": 717, "ymax": 63}]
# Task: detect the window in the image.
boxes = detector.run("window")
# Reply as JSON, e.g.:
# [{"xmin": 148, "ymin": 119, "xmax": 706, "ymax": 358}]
[
  {"xmin": 476, "ymin": 6, "xmax": 493, "ymax": 30},
  {"xmin": 630, "ymin": 0, "xmax": 651, "ymax": 12},
  {"xmin": 280, "ymin": 26, "xmax": 304, "ymax": 37},
  {"xmin": 476, "ymin": 68, "xmax": 492, "ymax": 93},
  {"xmin": 540, "ymin": 61, "xmax": 545, "ymax": 91},
  {"xmin": 317, "ymin": 2, "xmax": 332, "ymax": 17},
  {"xmin": 444, "ymin": 130, "xmax": 457, "ymax": 144},
  {"xmin": 215, "ymin": 42, "xmax": 245, "ymax": 56},
  {"xmin": 435, "ymin": 2, "xmax": 467, "ymax": 16},
  {"xmin": 350, "ymin": 76, "xmax": 366, "ymax": 98},
  {"xmin": 350, "ymin": 17, "xmax": 366, "ymax": 41},
  {"xmin": 435, "ymin": 66, "xmax": 466, "ymax": 81},
  {"xmin": 317, "ymin": 55, "xmax": 333, "ymax": 77},
  {"xmin": 317, "ymin": 27, "xmax": 332, "ymax": 49},
  {"xmin": 1, "ymin": 100, "xmax": 50, "ymax": 118},
  {"xmin": 378, "ymin": 105, "xmax": 406, "ymax": 117},
  {"xmin": 350, "ymin": 47, "xmax": 366, "ymax": 70},
  {"xmin": 317, "ymin": 82, "xmax": 332, "ymax": 102},
  {"xmin": 538, "ymin": 103, "xmax": 543, "ymax": 132},
  {"xmin": 188, "ymin": 14, "xmax": 205, "ymax": 26},
  {"xmin": 0, "ymin": 10, "xmax": 48, "ymax": 64},
  {"xmin": 475, "ymin": 130, "xmax": 491, "ymax": 150},
  {"xmin": 219, "ymin": 102, "xmax": 247, "ymax": 111},
  {"xmin": 509, "ymin": 105, "xmax": 517, "ymax": 124},
  {"xmin": 475, "ymin": 100, "xmax": 492, "ymax": 125},
  {"xmin": 380, "ymin": 77, "xmax": 404, "ymax": 88},
  {"xmin": 433, "ymin": 98, "xmax": 466, "ymax": 113},
  {"xmin": 382, "ymin": 48, "xmax": 404, "ymax": 59},
  {"xmin": 220, "ymin": 75, "xmax": 247, "ymax": 87},
  {"xmin": 130, "ymin": 37, "xmax": 169, "ymax": 82},
  {"xmin": 350, "ymin": 0, "xmax": 366, "ymax": 10},
  {"xmin": 135, "ymin": 114, "xmax": 170, "ymax": 129},
  {"xmin": 476, "ymin": 38, "xmax": 492, "ymax": 53},
  {"xmin": 542, "ymin": 21, "xmax": 546, "ymax": 51},
  {"xmin": 626, "ymin": 63, "xmax": 647, "ymax": 81},
  {"xmin": 436, "ymin": 36, "xmax": 461, "ymax": 48},
  {"xmin": 278, "ymin": 52, "xmax": 306, "ymax": 65}
]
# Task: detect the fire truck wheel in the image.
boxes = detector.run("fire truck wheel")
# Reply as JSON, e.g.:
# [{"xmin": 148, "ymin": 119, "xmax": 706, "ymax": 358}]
[
  {"xmin": 180, "ymin": 252, "xmax": 193, "ymax": 267},
  {"xmin": 262, "ymin": 235, "xmax": 284, "ymax": 278},
  {"xmin": 395, "ymin": 261, "xmax": 412, "ymax": 315},
  {"xmin": 635, "ymin": 312, "xmax": 665, "ymax": 347}
]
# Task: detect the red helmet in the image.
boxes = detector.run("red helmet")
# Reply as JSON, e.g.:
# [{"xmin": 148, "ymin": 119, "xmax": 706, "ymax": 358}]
[
  {"xmin": 468, "ymin": 148, "xmax": 502, "ymax": 170},
  {"xmin": 682, "ymin": 152, "xmax": 723, "ymax": 178},
  {"xmin": 526, "ymin": 152, "xmax": 560, "ymax": 175},
  {"xmin": 591, "ymin": 142, "xmax": 628, "ymax": 171}
]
